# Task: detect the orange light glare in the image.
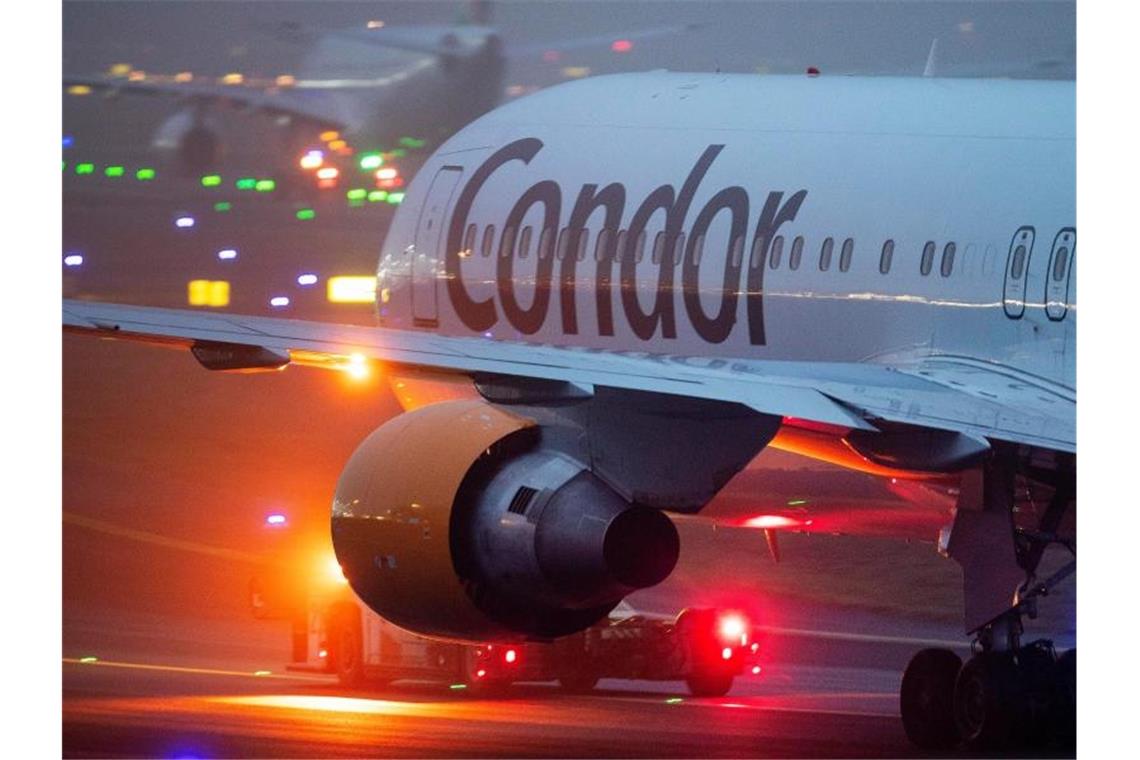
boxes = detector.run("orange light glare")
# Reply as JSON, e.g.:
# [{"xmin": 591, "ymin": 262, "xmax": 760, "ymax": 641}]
[
  {"xmin": 327, "ymin": 557, "xmax": 348, "ymax": 585},
  {"xmin": 329, "ymin": 139, "xmax": 347, "ymax": 150},
  {"xmin": 221, "ymin": 72, "xmax": 244, "ymax": 85},
  {"xmin": 128, "ymin": 70, "xmax": 146, "ymax": 82},
  {"xmin": 318, "ymin": 649, "xmax": 328, "ymax": 659},
  {"xmin": 276, "ymin": 74, "xmax": 296, "ymax": 87},
  {"xmin": 345, "ymin": 353, "xmax": 370, "ymax": 380},
  {"xmin": 320, "ymin": 130, "xmax": 340, "ymax": 142},
  {"xmin": 175, "ymin": 71, "xmax": 193, "ymax": 82},
  {"xmin": 67, "ymin": 85, "xmax": 92, "ymax": 96}
]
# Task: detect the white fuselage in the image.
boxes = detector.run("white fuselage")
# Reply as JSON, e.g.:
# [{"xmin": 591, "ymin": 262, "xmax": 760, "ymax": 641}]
[{"xmin": 376, "ymin": 73, "xmax": 1075, "ymax": 388}]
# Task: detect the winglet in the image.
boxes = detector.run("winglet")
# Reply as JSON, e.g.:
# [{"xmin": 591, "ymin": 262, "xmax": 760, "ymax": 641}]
[{"xmin": 923, "ymin": 38, "xmax": 939, "ymax": 77}]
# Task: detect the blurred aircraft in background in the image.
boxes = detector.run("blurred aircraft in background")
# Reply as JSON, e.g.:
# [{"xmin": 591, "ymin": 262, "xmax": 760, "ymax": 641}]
[{"xmin": 64, "ymin": 0, "xmax": 695, "ymax": 194}]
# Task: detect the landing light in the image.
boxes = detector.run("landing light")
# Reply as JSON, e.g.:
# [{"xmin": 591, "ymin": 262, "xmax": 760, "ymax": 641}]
[
  {"xmin": 345, "ymin": 353, "xmax": 370, "ymax": 380},
  {"xmin": 743, "ymin": 514, "xmax": 798, "ymax": 529},
  {"xmin": 64, "ymin": 254, "xmax": 84, "ymax": 267},
  {"xmin": 327, "ymin": 276, "xmax": 377, "ymax": 304}
]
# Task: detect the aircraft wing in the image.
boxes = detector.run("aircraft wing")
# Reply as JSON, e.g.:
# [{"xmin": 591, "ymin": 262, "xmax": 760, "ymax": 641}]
[
  {"xmin": 64, "ymin": 76, "xmax": 345, "ymax": 133},
  {"xmin": 62, "ymin": 299, "xmax": 1074, "ymax": 454}
]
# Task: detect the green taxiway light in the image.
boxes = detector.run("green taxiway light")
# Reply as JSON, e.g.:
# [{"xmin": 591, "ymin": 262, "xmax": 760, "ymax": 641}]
[
  {"xmin": 235, "ymin": 177, "xmax": 256, "ymax": 190},
  {"xmin": 390, "ymin": 148, "xmax": 407, "ymax": 158},
  {"xmin": 449, "ymin": 684, "xmax": 467, "ymax": 690},
  {"xmin": 358, "ymin": 153, "xmax": 383, "ymax": 171},
  {"xmin": 201, "ymin": 174, "xmax": 222, "ymax": 187},
  {"xmin": 295, "ymin": 208, "xmax": 315, "ymax": 221},
  {"xmin": 75, "ymin": 163, "xmax": 95, "ymax": 175},
  {"xmin": 346, "ymin": 188, "xmax": 367, "ymax": 200},
  {"xmin": 255, "ymin": 179, "xmax": 276, "ymax": 192},
  {"xmin": 104, "ymin": 165, "xmax": 124, "ymax": 177},
  {"xmin": 136, "ymin": 168, "xmax": 156, "ymax": 180},
  {"xmin": 213, "ymin": 201, "xmax": 232, "ymax": 212},
  {"xmin": 386, "ymin": 192, "xmax": 405, "ymax": 204},
  {"xmin": 79, "ymin": 656, "xmax": 98, "ymax": 663},
  {"xmin": 348, "ymin": 199, "xmax": 365, "ymax": 208},
  {"xmin": 368, "ymin": 190, "xmax": 387, "ymax": 202},
  {"xmin": 398, "ymin": 136, "xmax": 426, "ymax": 149}
]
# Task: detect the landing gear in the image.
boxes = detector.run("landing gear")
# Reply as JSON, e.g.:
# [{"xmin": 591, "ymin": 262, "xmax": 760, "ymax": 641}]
[{"xmin": 900, "ymin": 445, "xmax": 1075, "ymax": 752}]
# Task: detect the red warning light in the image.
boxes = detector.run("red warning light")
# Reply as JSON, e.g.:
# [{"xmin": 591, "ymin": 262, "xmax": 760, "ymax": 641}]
[
  {"xmin": 611, "ymin": 39, "xmax": 633, "ymax": 53},
  {"xmin": 542, "ymin": 50, "xmax": 561, "ymax": 63},
  {"xmin": 806, "ymin": 66, "xmax": 821, "ymax": 77}
]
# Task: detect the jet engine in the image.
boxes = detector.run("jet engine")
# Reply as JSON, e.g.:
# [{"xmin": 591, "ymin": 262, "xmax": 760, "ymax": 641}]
[{"xmin": 330, "ymin": 399, "xmax": 680, "ymax": 642}]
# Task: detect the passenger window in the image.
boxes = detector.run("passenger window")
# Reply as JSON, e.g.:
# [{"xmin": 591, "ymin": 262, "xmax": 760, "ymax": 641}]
[
  {"xmin": 595, "ymin": 229, "xmax": 612, "ymax": 261},
  {"xmin": 769, "ymin": 236, "xmax": 784, "ymax": 269},
  {"xmin": 879, "ymin": 240, "xmax": 894, "ymax": 274},
  {"xmin": 463, "ymin": 223, "xmax": 477, "ymax": 257},
  {"xmin": 940, "ymin": 242, "xmax": 956, "ymax": 277},
  {"xmin": 555, "ymin": 228, "xmax": 570, "ymax": 260},
  {"xmin": 1010, "ymin": 245, "xmax": 1026, "ymax": 279},
  {"xmin": 789, "ymin": 236, "xmax": 803, "ymax": 270},
  {"xmin": 749, "ymin": 236, "xmax": 766, "ymax": 270},
  {"xmin": 672, "ymin": 232, "xmax": 686, "ymax": 266},
  {"xmin": 1052, "ymin": 246, "xmax": 1069, "ymax": 281},
  {"xmin": 730, "ymin": 235, "xmax": 744, "ymax": 268},
  {"xmin": 577, "ymin": 229, "xmax": 591, "ymax": 262},
  {"xmin": 633, "ymin": 231, "xmax": 647, "ymax": 263},
  {"xmin": 518, "ymin": 226, "xmax": 533, "ymax": 260},
  {"xmin": 819, "ymin": 237, "xmax": 834, "ymax": 271},
  {"xmin": 651, "ymin": 231, "xmax": 667, "ymax": 265},
  {"xmin": 615, "ymin": 230, "xmax": 629, "ymax": 262},
  {"xmin": 690, "ymin": 234, "xmax": 705, "ymax": 267},
  {"xmin": 481, "ymin": 225, "xmax": 496, "ymax": 258},
  {"xmin": 498, "ymin": 226, "xmax": 516, "ymax": 259},
  {"xmin": 537, "ymin": 227, "xmax": 554, "ymax": 260},
  {"xmin": 839, "ymin": 238, "xmax": 854, "ymax": 272},
  {"xmin": 920, "ymin": 241, "xmax": 935, "ymax": 276}
]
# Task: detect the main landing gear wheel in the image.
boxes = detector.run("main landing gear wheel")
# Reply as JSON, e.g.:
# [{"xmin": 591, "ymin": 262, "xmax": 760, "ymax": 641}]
[
  {"xmin": 900, "ymin": 648, "xmax": 962, "ymax": 749},
  {"xmin": 686, "ymin": 670, "xmax": 734, "ymax": 697},
  {"xmin": 954, "ymin": 651, "xmax": 1020, "ymax": 750}
]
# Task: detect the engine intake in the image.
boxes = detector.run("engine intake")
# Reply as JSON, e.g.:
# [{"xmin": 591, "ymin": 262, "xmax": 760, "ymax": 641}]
[{"xmin": 331, "ymin": 400, "xmax": 679, "ymax": 641}]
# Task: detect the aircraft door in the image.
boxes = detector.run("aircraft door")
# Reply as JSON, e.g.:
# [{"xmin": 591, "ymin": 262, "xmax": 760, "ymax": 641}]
[
  {"xmin": 1002, "ymin": 226, "xmax": 1035, "ymax": 319},
  {"xmin": 412, "ymin": 166, "xmax": 464, "ymax": 326},
  {"xmin": 1044, "ymin": 228, "xmax": 1075, "ymax": 321}
]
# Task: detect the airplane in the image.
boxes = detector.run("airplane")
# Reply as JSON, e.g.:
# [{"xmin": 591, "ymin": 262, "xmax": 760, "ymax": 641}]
[
  {"xmin": 63, "ymin": 70, "xmax": 1075, "ymax": 752},
  {"xmin": 63, "ymin": 1, "xmax": 695, "ymax": 189}
]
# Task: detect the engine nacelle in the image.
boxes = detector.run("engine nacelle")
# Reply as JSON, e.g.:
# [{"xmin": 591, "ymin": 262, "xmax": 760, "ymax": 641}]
[{"xmin": 331, "ymin": 400, "xmax": 680, "ymax": 641}]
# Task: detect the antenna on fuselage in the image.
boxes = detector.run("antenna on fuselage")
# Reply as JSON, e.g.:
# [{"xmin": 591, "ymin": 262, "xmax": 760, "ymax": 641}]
[{"xmin": 923, "ymin": 38, "xmax": 939, "ymax": 77}]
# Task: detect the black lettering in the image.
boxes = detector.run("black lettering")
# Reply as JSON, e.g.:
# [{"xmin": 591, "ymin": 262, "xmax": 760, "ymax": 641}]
[
  {"xmin": 621, "ymin": 145, "xmax": 724, "ymax": 340},
  {"xmin": 499, "ymin": 181, "xmax": 561, "ymax": 334},
  {"xmin": 564, "ymin": 184, "xmax": 625, "ymax": 335},
  {"xmin": 445, "ymin": 138, "xmax": 545, "ymax": 332},
  {"xmin": 745, "ymin": 190, "xmax": 807, "ymax": 345},
  {"xmin": 682, "ymin": 186, "xmax": 749, "ymax": 344}
]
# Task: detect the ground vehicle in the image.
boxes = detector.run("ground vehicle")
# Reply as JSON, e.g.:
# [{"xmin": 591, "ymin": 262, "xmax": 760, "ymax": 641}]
[{"xmin": 250, "ymin": 530, "xmax": 759, "ymax": 696}]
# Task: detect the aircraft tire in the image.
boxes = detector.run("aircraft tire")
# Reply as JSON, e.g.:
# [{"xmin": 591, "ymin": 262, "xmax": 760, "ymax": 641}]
[{"xmin": 900, "ymin": 648, "xmax": 962, "ymax": 749}]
